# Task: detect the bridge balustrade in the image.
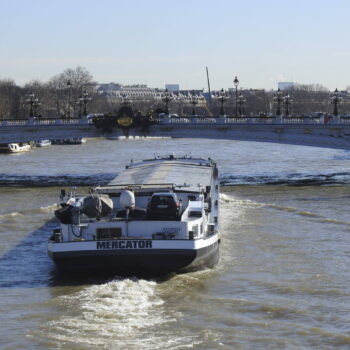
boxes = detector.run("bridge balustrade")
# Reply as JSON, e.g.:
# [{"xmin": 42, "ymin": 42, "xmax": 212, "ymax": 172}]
[
  {"xmin": 0, "ymin": 118, "xmax": 89, "ymax": 127},
  {"xmin": 193, "ymin": 118, "xmax": 217, "ymax": 124},
  {"xmin": 167, "ymin": 118, "xmax": 191, "ymax": 124},
  {"xmin": 225, "ymin": 117, "xmax": 258, "ymax": 124},
  {"xmin": 1, "ymin": 116, "xmax": 350, "ymax": 128},
  {"xmin": 0, "ymin": 119, "xmax": 28, "ymax": 126},
  {"xmin": 35, "ymin": 119, "xmax": 58, "ymax": 126},
  {"xmin": 339, "ymin": 117, "xmax": 350, "ymax": 124}
]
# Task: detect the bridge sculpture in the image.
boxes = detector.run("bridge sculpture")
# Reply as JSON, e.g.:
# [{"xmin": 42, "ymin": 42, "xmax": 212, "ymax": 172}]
[{"xmin": 1, "ymin": 115, "xmax": 350, "ymax": 150}]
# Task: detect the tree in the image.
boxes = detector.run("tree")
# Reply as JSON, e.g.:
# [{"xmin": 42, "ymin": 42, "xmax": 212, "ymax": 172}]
[
  {"xmin": 288, "ymin": 84, "xmax": 330, "ymax": 114},
  {"xmin": 0, "ymin": 79, "xmax": 22, "ymax": 119},
  {"xmin": 48, "ymin": 66, "xmax": 94, "ymax": 118}
]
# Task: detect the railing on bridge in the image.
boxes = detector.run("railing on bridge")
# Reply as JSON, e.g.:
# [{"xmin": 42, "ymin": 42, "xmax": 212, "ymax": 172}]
[
  {"xmin": 1, "ymin": 116, "xmax": 350, "ymax": 127},
  {"xmin": 155, "ymin": 115, "xmax": 349, "ymax": 125},
  {"xmin": 0, "ymin": 118, "xmax": 92, "ymax": 127}
]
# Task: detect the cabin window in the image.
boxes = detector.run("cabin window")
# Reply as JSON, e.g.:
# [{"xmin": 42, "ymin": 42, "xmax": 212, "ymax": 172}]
[
  {"xmin": 96, "ymin": 227, "xmax": 122, "ymax": 240},
  {"xmin": 150, "ymin": 196, "xmax": 175, "ymax": 205},
  {"xmin": 188, "ymin": 211, "xmax": 202, "ymax": 218}
]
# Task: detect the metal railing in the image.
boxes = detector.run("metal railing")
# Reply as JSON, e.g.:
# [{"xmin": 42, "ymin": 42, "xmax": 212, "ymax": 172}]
[
  {"xmin": 0, "ymin": 118, "xmax": 91, "ymax": 127},
  {"xmin": 1, "ymin": 116, "xmax": 350, "ymax": 127},
  {"xmin": 157, "ymin": 116, "xmax": 350, "ymax": 125}
]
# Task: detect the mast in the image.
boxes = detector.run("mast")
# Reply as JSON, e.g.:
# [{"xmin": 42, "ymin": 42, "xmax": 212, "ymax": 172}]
[{"xmin": 206, "ymin": 66, "xmax": 212, "ymax": 105}]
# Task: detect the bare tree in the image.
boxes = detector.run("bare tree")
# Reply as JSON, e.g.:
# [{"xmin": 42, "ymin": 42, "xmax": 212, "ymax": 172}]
[
  {"xmin": 0, "ymin": 79, "xmax": 22, "ymax": 119},
  {"xmin": 288, "ymin": 84, "xmax": 330, "ymax": 115},
  {"xmin": 48, "ymin": 66, "xmax": 94, "ymax": 118}
]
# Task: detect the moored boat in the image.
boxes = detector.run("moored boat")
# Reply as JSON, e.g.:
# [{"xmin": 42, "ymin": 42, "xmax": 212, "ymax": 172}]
[
  {"xmin": 36, "ymin": 140, "xmax": 52, "ymax": 147},
  {"xmin": 51, "ymin": 138, "xmax": 86, "ymax": 145},
  {"xmin": 48, "ymin": 155, "xmax": 220, "ymax": 276},
  {"xmin": 67, "ymin": 137, "xmax": 86, "ymax": 144},
  {"xmin": 0, "ymin": 142, "xmax": 31, "ymax": 153},
  {"xmin": 0, "ymin": 144, "xmax": 9, "ymax": 153}
]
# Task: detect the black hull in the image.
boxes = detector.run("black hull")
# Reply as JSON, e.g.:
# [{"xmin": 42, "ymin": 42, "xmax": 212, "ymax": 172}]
[{"xmin": 50, "ymin": 240, "xmax": 219, "ymax": 276}]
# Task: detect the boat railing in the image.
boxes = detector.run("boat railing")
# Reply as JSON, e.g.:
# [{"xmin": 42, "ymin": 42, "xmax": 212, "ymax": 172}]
[{"xmin": 95, "ymin": 183, "xmax": 176, "ymax": 193}]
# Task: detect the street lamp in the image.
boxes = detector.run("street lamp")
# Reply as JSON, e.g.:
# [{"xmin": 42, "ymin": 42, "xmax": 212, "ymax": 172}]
[
  {"xmin": 120, "ymin": 93, "xmax": 133, "ymax": 106},
  {"xmin": 161, "ymin": 88, "xmax": 173, "ymax": 115},
  {"xmin": 67, "ymin": 80, "xmax": 72, "ymax": 118},
  {"xmin": 217, "ymin": 88, "xmax": 227, "ymax": 116},
  {"xmin": 234, "ymin": 76, "xmax": 239, "ymax": 117},
  {"xmin": 273, "ymin": 88, "xmax": 283, "ymax": 116},
  {"xmin": 78, "ymin": 90, "xmax": 91, "ymax": 117},
  {"xmin": 282, "ymin": 94, "xmax": 293, "ymax": 116},
  {"xmin": 330, "ymin": 88, "xmax": 342, "ymax": 116},
  {"xmin": 190, "ymin": 91, "xmax": 199, "ymax": 116},
  {"xmin": 26, "ymin": 92, "xmax": 40, "ymax": 118},
  {"xmin": 237, "ymin": 92, "xmax": 246, "ymax": 116}
]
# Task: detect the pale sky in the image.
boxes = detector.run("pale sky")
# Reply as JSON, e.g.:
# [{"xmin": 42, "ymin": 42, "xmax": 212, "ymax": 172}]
[{"xmin": 0, "ymin": 0, "xmax": 349, "ymax": 90}]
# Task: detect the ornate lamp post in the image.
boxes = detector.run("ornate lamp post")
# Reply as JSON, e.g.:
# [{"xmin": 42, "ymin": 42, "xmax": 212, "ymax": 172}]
[
  {"xmin": 330, "ymin": 88, "xmax": 342, "ymax": 116},
  {"xmin": 273, "ymin": 88, "xmax": 283, "ymax": 116},
  {"xmin": 237, "ymin": 92, "xmax": 246, "ymax": 116},
  {"xmin": 190, "ymin": 91, "xmax": 199, "ymax": 116},
  {"xmin": 282, "ymin": 94, "xmax": 293, "ymax": 116},
  {"xmin": 66, "ymin": 80, "xmax": 72, "ymax": 118},
  {"xmin": 77, "ymin": 98, "xmax": 83, "ymax": 118},
  {"xmin": 120, "ymin": 93, "xmax": 129, "ymax": 104},
  {"xmin": 217, "ymin": 89, "xmax": 227, "ymax": 116},
  {"xmin": 233, "ymin": 76, "xmax": 239, "ymax": 117},
  {"xmin": 161, "ymin": 88, "xmax": 173, "ymax": 115},
  {"xmin": 26, "ymin": 92, "xmax": 40, "ymax": 118},
  {"xmin": 78, "ymin": 90, "xmax": 91, "ymax": 117}
]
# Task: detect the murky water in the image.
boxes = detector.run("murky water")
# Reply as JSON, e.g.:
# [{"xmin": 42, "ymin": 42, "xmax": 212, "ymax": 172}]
[{"xmin": 0, "ymin": 139, "xmax": 350, "ymax": 349}]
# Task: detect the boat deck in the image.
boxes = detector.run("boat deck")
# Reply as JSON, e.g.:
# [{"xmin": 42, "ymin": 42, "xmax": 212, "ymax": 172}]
[{"xmin": 100, "ymin": 157, "xmax": 214, "ymax": 193}]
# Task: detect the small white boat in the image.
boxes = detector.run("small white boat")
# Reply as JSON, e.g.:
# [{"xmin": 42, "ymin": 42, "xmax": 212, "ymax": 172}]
[
  {"xmin": 0, "ymin": 143, "xmax": 31, "ymax": 153},
  {"xmin": 36, "ymin": 140, "xmax": 52, "ymax": 147}
]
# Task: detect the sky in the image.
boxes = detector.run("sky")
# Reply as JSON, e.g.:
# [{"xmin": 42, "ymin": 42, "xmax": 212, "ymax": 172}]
[{"xmin": 0, "ymin": 0, "xmax": 349, "ymax": 91}]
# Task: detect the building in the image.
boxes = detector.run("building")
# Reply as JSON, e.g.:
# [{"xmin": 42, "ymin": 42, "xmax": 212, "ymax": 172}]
[
  {"xmin": 95, "ymin": 82, "xmax": 206, "ymax": 105},
  {"xmin": 96, "ymin": 83, "xmax": 122, "ymax": 95},
  {"xmin": 165, "ymin": 84, "xmax": 180, "ymax": 92},
  {"xmin": 278, "ymin": 82, "xmax": 294, "ymax": 90},
  {"xmin": 96, "ymin": 83, "xmax": 163, "ymax": 101}
]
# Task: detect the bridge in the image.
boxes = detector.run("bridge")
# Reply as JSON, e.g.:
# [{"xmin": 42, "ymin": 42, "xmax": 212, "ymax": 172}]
[{"xmin": 1, "ymin": 116, "xmax": 350, "ymax": 150}]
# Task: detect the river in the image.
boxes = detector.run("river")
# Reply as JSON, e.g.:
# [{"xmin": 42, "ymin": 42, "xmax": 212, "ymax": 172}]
[{"xmin": 0, "ymin": 138, "xmax": 350, "ymax": 349}]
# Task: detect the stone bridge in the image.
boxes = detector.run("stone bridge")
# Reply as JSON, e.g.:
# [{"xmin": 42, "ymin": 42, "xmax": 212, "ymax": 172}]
[{"xmin": 1, "ymin": 116, "xmax": 350, "ymax": 150}]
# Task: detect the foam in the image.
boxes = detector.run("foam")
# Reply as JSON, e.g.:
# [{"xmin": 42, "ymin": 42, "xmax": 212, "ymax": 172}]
[{"xmin": 43, "ymin": 278, "xmax": 181, "ymax": 348}]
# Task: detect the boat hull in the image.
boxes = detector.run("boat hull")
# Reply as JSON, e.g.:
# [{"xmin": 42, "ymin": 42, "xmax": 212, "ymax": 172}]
[
  {"xmin": 36, "ymin": 140, "xmax": 51, "ymax": 147},
  {"xmin": 0, "ymin": 144, "xmax": 31, "ymax": 153},
  {"xmin": 49, "ymin": 238, "xmax": 219, "ymax": 276}
]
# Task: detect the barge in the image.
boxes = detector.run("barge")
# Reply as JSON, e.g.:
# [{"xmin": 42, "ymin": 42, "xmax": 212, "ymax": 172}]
[{"xmin": 48, "ymin": 155, "xmax": 220, "ymax": 275}]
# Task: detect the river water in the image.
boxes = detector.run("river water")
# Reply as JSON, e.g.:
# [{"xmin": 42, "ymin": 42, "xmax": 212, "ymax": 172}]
[{"xmin": 0, "ymin": 138, "xmax": 350, "ymax": 349}]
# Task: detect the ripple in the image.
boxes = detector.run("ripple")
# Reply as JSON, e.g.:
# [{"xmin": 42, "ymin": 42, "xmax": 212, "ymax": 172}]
[
  {"xmin": 0, "ymin": 173, "xmax": 115, "ymax": 187},
  {"xmin": 220, "ymin": 172, "xmax": 350, "ymax": 186}
]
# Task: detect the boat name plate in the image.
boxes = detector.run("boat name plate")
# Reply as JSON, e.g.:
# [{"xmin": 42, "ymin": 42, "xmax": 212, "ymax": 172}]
[{"xmin": 96, "ymin": 240, "xmax": 152, "ymax": 250}]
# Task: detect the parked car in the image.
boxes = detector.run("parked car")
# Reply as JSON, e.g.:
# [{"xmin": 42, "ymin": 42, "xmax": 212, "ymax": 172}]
[{"xmin": 147, "ymin": 193, "xmax": 182, "ymax": 219}]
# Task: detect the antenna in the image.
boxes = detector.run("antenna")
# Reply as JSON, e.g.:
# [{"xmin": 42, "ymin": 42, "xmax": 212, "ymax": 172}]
[{"xmin": 206, "ymin": 66, "xmax": 212, "ymax": 105}]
